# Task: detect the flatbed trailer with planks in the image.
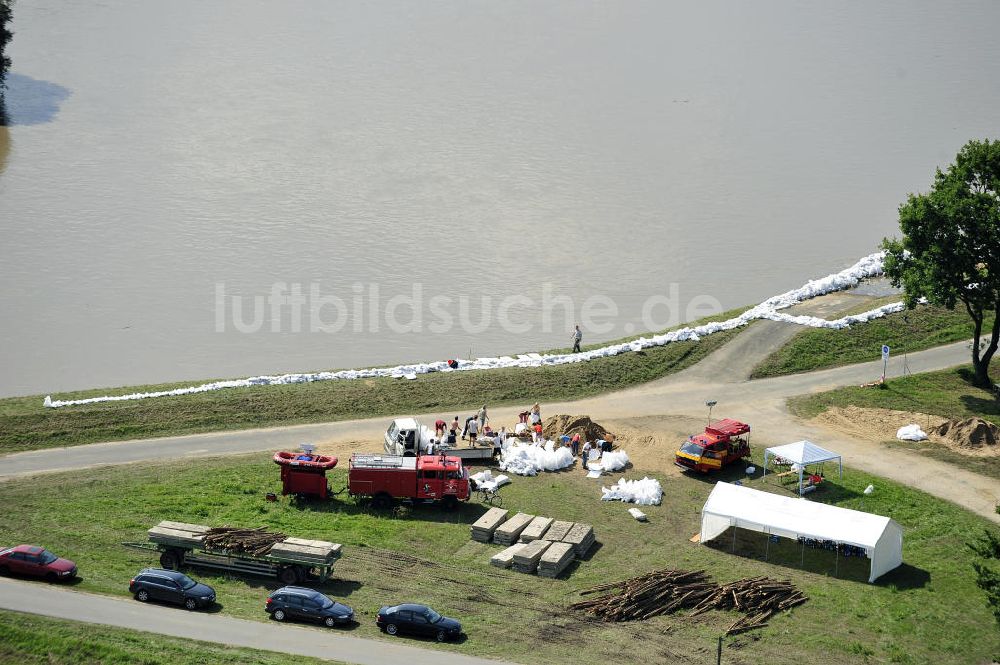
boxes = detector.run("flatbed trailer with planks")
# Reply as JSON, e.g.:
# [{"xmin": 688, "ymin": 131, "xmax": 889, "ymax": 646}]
[{"xmin": 122, "ymin": 521, "xmax": 342, "ymax": 585}]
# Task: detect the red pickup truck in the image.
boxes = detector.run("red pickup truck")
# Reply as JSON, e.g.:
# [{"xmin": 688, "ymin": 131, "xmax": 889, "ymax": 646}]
[{"xmin": 348, "ymin": 454, "xmax": 471, "ymax": 510}]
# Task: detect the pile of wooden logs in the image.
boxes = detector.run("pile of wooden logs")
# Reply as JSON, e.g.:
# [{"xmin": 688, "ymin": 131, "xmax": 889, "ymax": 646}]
[
  {"xmin": 203, "ymin": 526, "xmax": 287, "ymax": 556},
  {"xmin": 569, "ymin": 569, "xmax": 806, "ymax": 635}
]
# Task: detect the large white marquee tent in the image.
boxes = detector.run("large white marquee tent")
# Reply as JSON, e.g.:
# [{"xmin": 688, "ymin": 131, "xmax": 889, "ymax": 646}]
[{"xmin": 700, "ymin": 482, "xmax": 903, "ymax": 583}]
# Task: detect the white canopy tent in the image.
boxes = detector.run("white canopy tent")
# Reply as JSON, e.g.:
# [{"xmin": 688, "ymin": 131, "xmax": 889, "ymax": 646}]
[
  {"xmin": 700, "ymin": 482, "xmax": 903, "ymax": 582},
  {"xmin": 763, "ymin": 440, "xmax": 842, "ymax": 495}
]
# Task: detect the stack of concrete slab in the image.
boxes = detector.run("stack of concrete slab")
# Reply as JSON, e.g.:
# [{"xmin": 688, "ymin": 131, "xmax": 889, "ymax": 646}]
[
  {"xmin": 471, "ymin": 508, "xmax": 509, "ymax": 543},
  {"xmin": 270, "ymin": 538, "xmax": 342, "ymax": 564},
  {"xmin": 544, "ymin": 520, "xmax": 574, "ymax": 542},
  {"xmin": 519, "ymin": 516, "xmax": 553, "ymax": 543},
  {"xmin": 489, "ymin": 543, "xmax": 526, "ymax": 569},
  {"xmin": 537, "ymin": 541, "xmax": 575, "ymax": 578},
  {"xmin": 512, "ymin": 539, "xmax": 551, "ymax": 574},
  {"xmin": 563, "ymin": 523, "xmax": 596, "ymax": 556},
  {"xmin": 493, "ymin": 512, "xmax": 535, "ymax": 545},
  {"xmin": 147, "ymin": 521, "xmax": 209, "ymax": 548}
]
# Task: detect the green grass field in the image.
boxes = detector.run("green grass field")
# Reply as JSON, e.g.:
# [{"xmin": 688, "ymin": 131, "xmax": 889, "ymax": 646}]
[
  {"xmin": 1, "ymin": 453, "xmax": 997, "ymax": 664},
  {"xmin": 0, "ymin": 309, "xmax": 749, "ymax": 455},
  {"xmin": 789, "ymin": 365, "xmax": 1000, "ymax": 479},
  {"xmin": 0, "ymin": 610, "xmax": 342, "ymax": 665},
  {"xmin": 751, "ymin": 299, "xmax": 993, "ymax": 379}
]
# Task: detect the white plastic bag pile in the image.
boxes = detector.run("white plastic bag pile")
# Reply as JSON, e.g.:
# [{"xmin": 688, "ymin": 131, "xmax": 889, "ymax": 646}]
[
  {"xmin": 601, "ymin": 477, "xmax": 663, "ymax": 505},
  {"xmin": 499, "ymin": 440, "xmax": 575, "ymax": 476},
  {"xmin": 896, "ymin": 424, "xmax": 928, "ymax": 441},
  {"xmin": 593, "ymin": 449, "xmax": 629, "ymax": 472},
  {"xmin": 470, "ymin": 470, "xmax": 510, "ymax": 492},
  {"xmin": 44, "ymin": 252, "xmax": 896, "ymax": 409}
]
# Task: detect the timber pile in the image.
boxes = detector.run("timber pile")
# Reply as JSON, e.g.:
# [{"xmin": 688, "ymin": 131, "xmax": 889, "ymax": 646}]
[
  {"xmin": 203, "ymin": 526, "xmax": 287, "ymax": 556},
  {"xmin": 538, "ymin": 541, "xmax": 574, "ymax": 578},
  {"xmin": 690, "ymin": 576, "xmax": 807, "ymax": 635},
  {"xmin": 471, "ymin": 507, "xmax": 509, "ymax": 543},
  {"xmin": 512, "ymin": 539, "xmax": 552, "ymax": 574},
  {"xmin": 519, "ymin": 516, "xmax": 553, "ymax": 543},
  {"xmin": 569, "ymin": 570, "xmax": 806, "ymax": 635},
  {"xmin": 563, "ymin": 523, "xmax": 596, "ymax": 556},
  {"xmin": 493, "ymin": 513, "xmax": 535, "ymax": 545}
]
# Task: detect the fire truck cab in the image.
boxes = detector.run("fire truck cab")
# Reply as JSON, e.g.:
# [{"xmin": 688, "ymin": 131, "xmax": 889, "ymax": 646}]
[{"xmin": 674, "ymin": 419, "xmax": 751, "ymax": 473}]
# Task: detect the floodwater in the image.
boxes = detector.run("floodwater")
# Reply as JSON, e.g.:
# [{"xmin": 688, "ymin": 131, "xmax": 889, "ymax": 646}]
[{"xmin": 1, "ymin": 1, "xmax": 998, "ymax": 397}]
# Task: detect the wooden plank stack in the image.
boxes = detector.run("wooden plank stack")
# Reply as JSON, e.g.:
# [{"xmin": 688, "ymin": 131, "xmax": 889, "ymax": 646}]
[
  {"xmin": 537, "ymin": 541, "xmax": 574, "ymax": 578},
  {"xmin": 490, "ymin": 543, "xmax": 527, "ymax": 569},
  {"xmin": 519, "ymin": 516, "xmax": 553, "ymax": 543},
  {"xmin": 569, "ymin": 569, "xmax": 807, "ymax": 635},
  {"xmin": 147, "ymin": 521, "xmax": 210, "ymax": 548},
  {"xmin": 270, "ymin": 537, "xmax": 342, "ymax": 564},
  {"xmin": 203, "ymin": 526, "xmax": 287, "ymax": 556},
  {"xmin": 493, "ymin": 512, "xmax": 535, "ymax": 545},
  {"xmin": 512, "ymin": 539, "xmax": 552, "ymax": 574},
  {"xmin": 562, "ymin": 523, "xmax": 596, "ymax": 556},
  {"xmin": 471, "ymin": 508, "xmax": 509, "ymax": 543},
  {"xmin": 544, "ymin": 520, "xmax": 574, "ymax": 542}
]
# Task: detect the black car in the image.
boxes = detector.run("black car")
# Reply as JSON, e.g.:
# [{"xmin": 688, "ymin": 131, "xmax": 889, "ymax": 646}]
[
  {"xmin": 265, "ymin": 586, "xmax": 354, "ymax": 627},
  {"xmin": 129, "ymin": 568, "xmax": 215, "ymax": 610},
  {"xmin": 375, "ymin": 603, "xmax": 462, "ymax": 642}
]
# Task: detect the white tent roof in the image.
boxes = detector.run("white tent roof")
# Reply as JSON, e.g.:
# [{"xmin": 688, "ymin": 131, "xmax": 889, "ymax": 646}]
[
  {"xmin": 700, "ymin": 482, "xmax": 903, "ymax": 582},
  {"xmin": 764, "ymin": 440, "xmax": 841, "ymax": 465}
]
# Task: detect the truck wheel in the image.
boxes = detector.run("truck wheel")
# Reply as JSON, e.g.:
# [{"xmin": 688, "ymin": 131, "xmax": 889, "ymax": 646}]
[
  {"xmin": 442, "ymin": 496, "xmax": 458, "ymax": 511},
  {"xmin": 159, "ymin": 550, "xmax": 181, "ymax": 570},
  {"xmin": 371, "ymin": 493, "xmax": 392, "ymax": 510},
  {"xmin": 279, "ymin": 566, "xmax": 300, "ymax": 585}
]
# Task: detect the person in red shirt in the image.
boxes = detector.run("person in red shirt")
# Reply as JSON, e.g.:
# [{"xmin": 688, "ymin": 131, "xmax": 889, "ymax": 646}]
[{"xmin": 434, "ymin": 419, "xmax": 447, "ymax": 438}]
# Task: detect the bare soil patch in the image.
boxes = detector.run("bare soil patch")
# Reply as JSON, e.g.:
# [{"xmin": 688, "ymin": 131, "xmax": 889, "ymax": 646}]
[{"xmin": 813, "ymin": 406, "xmax": 1000, "ymax": 457}]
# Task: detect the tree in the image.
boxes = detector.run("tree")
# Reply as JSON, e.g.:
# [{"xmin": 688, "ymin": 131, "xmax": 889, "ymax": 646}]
[
  {"xmin": 968, "ymin": 529, "xmax": 1000, "ymax": 625},
  {"xmin": 883, "ymin": 139, "xmax": 1000, "ymax": 387},
  {"xmin": 0, "ymin": 0, "xmax": 11, "ymax": 93}
]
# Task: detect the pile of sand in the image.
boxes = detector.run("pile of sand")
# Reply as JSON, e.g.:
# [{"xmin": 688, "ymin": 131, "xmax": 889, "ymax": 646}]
[
  {"xmin": 933, "ymin": 418, "xmax": 1000, "ymax": 450},
  {"xmin": 542, "ymin": 415, "xmax": 613, "ymax": 443}
]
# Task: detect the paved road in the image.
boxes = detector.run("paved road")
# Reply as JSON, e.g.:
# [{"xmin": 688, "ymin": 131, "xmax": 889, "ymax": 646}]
[
  {"xmin": 0, "ymin": 577, "xmax": 513, "ymax": 665},
  {"xmin": 2, "ymin": 315, "xmax": 997, "ymax": 524}
]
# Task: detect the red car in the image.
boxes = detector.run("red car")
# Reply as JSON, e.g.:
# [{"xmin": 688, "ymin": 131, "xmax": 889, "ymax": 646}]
[{"xmin": 0, "ymin": 545, "xmax": 77, "ymax": 581}]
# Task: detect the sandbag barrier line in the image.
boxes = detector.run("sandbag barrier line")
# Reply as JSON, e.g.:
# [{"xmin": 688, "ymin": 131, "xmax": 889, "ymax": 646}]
[{"xmin": 44, "ymin": 251, "xmax": 893, "ymax": 409}]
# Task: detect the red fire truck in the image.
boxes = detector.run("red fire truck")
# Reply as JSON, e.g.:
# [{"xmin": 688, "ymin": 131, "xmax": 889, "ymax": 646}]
[
  {"xmin": 347, "ymin": 454, "xmax": 471, "ymax": 510},
  {"xmin": 674, "ymin": 419, "xmax": 751, "ymax": 473}
]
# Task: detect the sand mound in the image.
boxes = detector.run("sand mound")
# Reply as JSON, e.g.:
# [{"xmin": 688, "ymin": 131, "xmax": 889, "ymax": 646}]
[
  {"xmin": 933, "ymin": 418, "xmax": 1000, "ymax": 449},
  {"xmin": 542, "ymin": 415, "xmax": 613, "ymax": 443}
]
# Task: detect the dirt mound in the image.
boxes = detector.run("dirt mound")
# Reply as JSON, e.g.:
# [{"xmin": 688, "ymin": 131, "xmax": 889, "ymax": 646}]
[
  {"xmin": 542, "ymin": 415, "xmax": 613, "ymax": 443},
  {"xmin": 933, "ymin": 418, "xmax": 1000, "ymax": 449},
  {"xmin": 812, "ymin": 406, "xmax": 947, "ymax": 442}
]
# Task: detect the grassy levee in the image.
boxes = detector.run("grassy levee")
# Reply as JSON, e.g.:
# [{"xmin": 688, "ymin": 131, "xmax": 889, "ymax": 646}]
[
  {"xmin": 0, "ymin": 610, "xmax": 344, "ymax": 665},
  {"xmin": 1, "ymin": 453, "xmax": 997, "ymax": 664},
  {"xmin": 0, "ymin": 308, "xmax": 749, "ymax": 455},
  {"xmin": 751, "ymin": 299, "xmax": 993, "ymax": 379},
  {"xmin": 789, "ymin": 365, "xmax": 1000, "ymax": 479}
]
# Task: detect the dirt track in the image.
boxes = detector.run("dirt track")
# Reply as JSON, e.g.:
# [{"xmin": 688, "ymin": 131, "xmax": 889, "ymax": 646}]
[{"xmin": 2, "ymin": 291, "xmax": 997, "ymax": 523}]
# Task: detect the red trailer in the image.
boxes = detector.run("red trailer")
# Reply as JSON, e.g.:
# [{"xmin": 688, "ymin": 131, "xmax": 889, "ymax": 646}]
[
  {"xmin": 273, "ymin": 451, "xmax": 339, "ymax": 499},
  {"xmin": 347, "ymin": 454, "xmax": 471, "ymax": 510}
]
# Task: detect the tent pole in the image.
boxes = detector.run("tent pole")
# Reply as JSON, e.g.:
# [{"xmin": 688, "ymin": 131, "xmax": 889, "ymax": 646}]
[
  {"xmin": 732, "ymin": 526, "xmax": 736, "ymax": 553},
  {"xmin": 835, "ymin": 544, "xmax": 839, "ymax": 577},
  {"xmin": 800, "ymin": 539, "xmax": 805, "ymax": 567},
  {"xmin": 765, "ymin": 530, "xmax": 770, "ymax": 561}
]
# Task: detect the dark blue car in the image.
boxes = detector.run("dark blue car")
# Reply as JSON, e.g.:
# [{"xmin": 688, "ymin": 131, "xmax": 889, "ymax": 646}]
[
  {"xmin": 129, "ymin": 568, "xmax": 215, "ymax": 610},
  {"xmin": 266, "ymin": 586, "xmax": 354, "ymax": 627},
  {"xmin": 376, "ymin": 603, "xmax": 462, "ymax": 642}
]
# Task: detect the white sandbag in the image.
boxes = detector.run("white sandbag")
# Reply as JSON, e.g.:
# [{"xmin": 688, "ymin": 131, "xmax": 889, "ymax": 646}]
[
  {"xmin": 596, "ymin": 450, "xmax": 629, "ymax": 472},
  {"xmin": 896, "ymin": 424, "xmax": 928, "ymax": 441},
  {"xmin": 499, "ymin": 440, "xmax": 575, "ymax": 476},
  {"xmin": 601, "ymin": 477, "xmax": 663, "ymax": 505}
]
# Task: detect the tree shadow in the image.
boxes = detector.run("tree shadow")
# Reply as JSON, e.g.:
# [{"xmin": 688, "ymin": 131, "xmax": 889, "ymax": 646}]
[{"xmin": 2, "ymin": 73, "xmax": 71, "ymax": 126}]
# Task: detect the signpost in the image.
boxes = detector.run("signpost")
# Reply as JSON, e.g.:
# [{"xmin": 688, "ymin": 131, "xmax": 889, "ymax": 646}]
[{"xmin": 881, "ymin": 345, "xmax": 890, "ymax": 381}]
